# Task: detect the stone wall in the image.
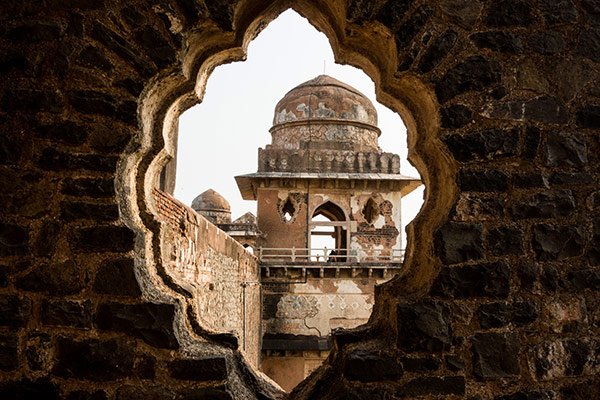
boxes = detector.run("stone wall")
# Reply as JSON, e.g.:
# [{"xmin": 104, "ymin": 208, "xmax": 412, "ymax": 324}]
[
  {"xmin": 153, "ymin": 188, "xmax": 261, "ymax": 367},
  {"xmin": 0, "ymin": 0, "xmax": 599, "ymax": 399}
]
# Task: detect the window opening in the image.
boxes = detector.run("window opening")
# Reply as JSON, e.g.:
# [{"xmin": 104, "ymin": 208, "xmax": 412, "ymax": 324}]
[
  {"xmin": 281, "ymin": 197, "xmax": 297, "ymax": 223},
  {"xmin": 310, "ymin": 201, "xmax": 347, "ymax": 262},
  {"xmin": 362, "ymin": 197, "xmax": 379, "ymax": 224},
  {"xmin": 156, "ymin": 9, "xmax": 425, "ymax": 393}
]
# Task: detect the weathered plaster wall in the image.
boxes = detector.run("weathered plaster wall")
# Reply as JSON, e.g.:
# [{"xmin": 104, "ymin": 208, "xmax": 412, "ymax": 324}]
[
  {"xmin": 1, "ymin": 0, "xmax": 599, "ymax": 399},
  {"xmin": 257, "ymin": 189, "xmax": 309, "ymax": 250},
  {"xmin": 258, "ymin": 187, "xmax": 404, "ymax": 260},
  {"xmin": 263, "ymin": 275, "xmax": 390, "ymax": 338},
  {"xmin": 153, "ymin": 189, "xmax": 261, "ymax": 367}
]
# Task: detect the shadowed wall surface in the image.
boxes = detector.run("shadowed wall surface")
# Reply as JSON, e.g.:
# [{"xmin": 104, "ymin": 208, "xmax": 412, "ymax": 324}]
[{"xmin": 0, "ymin": 0, "xmax": 599, "ymax": 398}]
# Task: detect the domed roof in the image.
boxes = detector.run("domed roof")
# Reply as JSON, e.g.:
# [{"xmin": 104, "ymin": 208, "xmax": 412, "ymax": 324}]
[
  {"xmin": 191, "ymin": 189, "xmax": 231, "ymax": 213},
  {"xmin": 272, "ymin": 75, "xmax": 378, "ymax": 128}
]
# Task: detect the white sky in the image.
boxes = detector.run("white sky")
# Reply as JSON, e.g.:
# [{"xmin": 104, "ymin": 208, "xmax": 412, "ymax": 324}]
[{"xmin": 175, "ymin": 10, "xmax": 424, "ymax": 248}]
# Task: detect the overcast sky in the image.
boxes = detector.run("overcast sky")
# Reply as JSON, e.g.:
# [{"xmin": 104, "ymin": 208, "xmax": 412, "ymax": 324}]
[{"xmin": 175, "ymin": 10, "xmax": 424, "ymax": 247}]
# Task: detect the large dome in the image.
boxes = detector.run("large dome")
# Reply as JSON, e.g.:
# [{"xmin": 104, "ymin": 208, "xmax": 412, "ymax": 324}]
[{"xmin": 272, "ymin": 75, "xmax": 378, "ymax": 128}]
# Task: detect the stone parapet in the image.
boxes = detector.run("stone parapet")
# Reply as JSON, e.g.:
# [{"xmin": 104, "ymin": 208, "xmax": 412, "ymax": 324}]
[{"xmin": 258, "ymin": 148, "xmax": 401, "ymax": 174}]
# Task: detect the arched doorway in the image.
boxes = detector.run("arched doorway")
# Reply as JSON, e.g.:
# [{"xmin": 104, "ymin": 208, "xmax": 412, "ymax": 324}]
[{"xmin": 310, "ymin": 201, "xmax": 348, "ymax": 262}]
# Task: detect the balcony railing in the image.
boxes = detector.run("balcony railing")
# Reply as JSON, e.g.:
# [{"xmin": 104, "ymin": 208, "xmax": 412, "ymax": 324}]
[{"xmin": 257, "ymin": 247, "xmax": 405, "ymax": 264}]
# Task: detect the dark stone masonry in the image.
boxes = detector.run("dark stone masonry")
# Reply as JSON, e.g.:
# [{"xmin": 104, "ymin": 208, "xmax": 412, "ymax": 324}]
[{"xmin": 1, "ymin": 0, "xmax": 599, "ymax": 398}]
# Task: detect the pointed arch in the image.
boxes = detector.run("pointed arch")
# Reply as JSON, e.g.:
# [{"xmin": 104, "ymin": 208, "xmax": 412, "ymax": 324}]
[{"xmin": 312, "ymin": 200, "xmax": 346, "ymax": 222}]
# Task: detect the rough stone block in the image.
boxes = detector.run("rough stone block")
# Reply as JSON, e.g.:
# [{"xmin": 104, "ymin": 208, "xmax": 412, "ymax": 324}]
[
  {"xmin": 532, "ymin": 224, "xmax": 584, "ymax": 261},
  {"xmin": 549, "ymin": 172, "xmax": 594, "ymax": 185},
  {"xmin": 400, "ymin": 356, "xmax": 441, "ymax": 372},
  {"xmin": 67, "ymin": 390, "xmax": 108, "ymax": 400},
  {"xmin": 0, "ymin": 222, "xmax": 29, "ymax": 256},
  {"xmin": 16, "ymin": 260, "xmax": 84, "ymax": 295},
  {"xmin": 522, "ymin": 126, "xmax": 541, "ymax": 160},
  {"xmin": 576, "ymin": 105, "xmax": 600, "ymax": 128},
  {"xmin": 471, "ymin": 31, "xmax": 523, "ymax": 53},
  {"xmin": 393, "ymin": 6, "xmax": 432, "ymax": 50},
  {"xmin": 73, "ymin": 225, "xmax": 135, "ymax": 253},
  {"xmin": 376, "ymin": 0, "xmax": 412, "ymax": 30},
  {"xmin": 38, "ymin": 147, "xmax": 119, "ymax": 172},
  {"xmin": 346, "ymin": 0, "xmax": 387, "ymax": 22},
  {"xmin": 0, "ymin": 266, "xmax": 7, "ymax": 288},
  {"xmin": 436, "ymin": 56, "xmax": 501, "ymax": 103},
  {"xmin": 168, "ymin": 357, "xmax": 228, "ymax": 381},
  {"xmin": 484, "ymin": 0, "xmax": 534, "ymax": 27},
  {"xmin": 478, "ymin": 302, "xmax": 511, "ymax": 328},
  {"xmin": 35, "ymin": 121, "xmax": 88, "ymax": 146},
  {"xmin": 134, "ymin": 26, "xmax": 176, "ymax": 68},
  {"xmin": 0, "ymin": 378, "xmax": 60, "ymax": 400},
  {"xmin": 510, "ymin": 189, "xmax": 575, "ymax": 219},
  {"xmin": 576, "ymin": 29, "xmax": 600, "ymax": 62},
  {"xmin": 524, "ymin": 97, "xmax": 569, "ymax": 124},
  {"xmin": 495, "ymin": 390, "xmax": 557, "ymax": 400},
  {"xmin": 93, "ymin": 258, "xmax": 141, "ymax": 296},
  {"xmin": 34, "ymin": 219, "xmax": 61, "ymax": 257},
  {"xmin": 204, "ymin": 0, "xmax": 236, "ymax": 31},
  {"xmin": 532, "ymin": 339, "xmax": 599, "ymax": 380},
  {"xmin": 397, "ymin": 301, "xmax": 452, "ymax": 352},
  {"xmin": 528, "ymin": 31, "xmax": 566, "ymax": 54},
  {"xmin": 88, "ymin": 125, "xmax": 132, "ymax": 154},
  {"xmin": 134, "ymin": 354, "xmax": 156, "ymax": 379},
  {"xmin": 490, "ymin": 226, "xmax": 527, "ymax": 257},
  {"xmin": 568, "ymin": 268, "xmax": 600, "ymax": 291},
  {"xmin": 544, "ymin": 131, "xmax": 587, "ymax": 167},
  {"xmin": 116, "ymin": 384, "xmax": 232, "ymax": 400},
  {"xmin": 0, "ymin": 134, "xmax": 23, "ymax": 165},
  {"xmin": 397, "ymin": 376, "xmax": 465, "ymax": 397},
  {"xmin": 418, "ymin": 30, "xmax": 457, "ymax": 73},
  {"xmin": 1, "ymin": 89, "xmax": 64, "ymax": 113},
  {"xmin": 343, "ymin": 351, "xmax": 402, "ymax": 382},
  {"xmin": 42, "ymin": 299, "xmax": 92, "ymax": 329},
  {"xmin": 90, "ymin": 21, "xmax": 154, "ymax": 78},
  {"xmin": 440, "ymin": 104, "xmax": 472, "ymax": 128},
  {"xmin": 459, "ymin": 169, "xmax": 509, "ymax": 192},
  {"xmin": 453, "ymin": 194, "xmax": 505, "ymax": 221},
  {"xmin": 431, "ymin": 261, "xmax": 510, "ymax": 299},
  {"xmin": 76, "ymin": 46, "xmax": 114, "ymax": 74},
  {"xmin": 540, "ymin": 0, "xmax": 578, "ymax": 25},
  {"xmin": 115, "ymin": 385, "xmax": 176, "ymax": 400},
  {"xmin": 5, "ymin": 22, "xmax": 64, "ymax": 42},
  {"xmin": 540, "ymin": 265, "xmax": 561, "ymax": 292},
  {"xmin": 60, "ymin": 201, "xmax": 119, "ymax": 221},
  {"xmin": 472, "ymin": 332, "xmax": 520, "ymax": 379},
  {"xmin": 560, "ymin": 378, "xmax": 600, "ymax": 399},
  {"xmin": 445, "ymin": 355, "xmax": 465, "ymax": 371},
  {"xmin": 25, "ymin": 333, "xmax": 51, "ymax": 371},
  {"xmin": 0, "ymin": 294, "xmax": 31, "ymax": 327},
  {"xmin": 0, "ymin": 333, "xmax": 18, "ymax": 371},
  {"xmin": 53, "ymin": 337, "xmax": 135, "ymax": 381},
  {"xmin": 435, "ymin": 222, "xmax": 483, "ymax": 264},
  {"xmin": 439, "ymin": 0, "xmax": 483, "ymax": 29},
  {"xmin": 61, "ymin": 177, "xmax": 115, "ymax": 198},
  {"xmin": 478, "ymin": 301, "xmax": 539, "ymax": 328},
  {"xmin": 444, "ymin": 128, "xmax": 519, "ymax": 163},
  {"xmin": 512, "ymin": 172, "xmax": 548, "ymax": 189},
  {"xmin": 96, "ymin": 302, "xmax": 179, "ymax": 349},
  {"xmin": 512, "ymin": 301, "xmax": 540, "ymax": 326}
]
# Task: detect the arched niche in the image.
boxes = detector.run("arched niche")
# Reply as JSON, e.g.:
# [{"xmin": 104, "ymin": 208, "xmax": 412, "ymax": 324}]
[{"xmin": 116, "ymin": 0, "xmax": 457, "ymax": 392}]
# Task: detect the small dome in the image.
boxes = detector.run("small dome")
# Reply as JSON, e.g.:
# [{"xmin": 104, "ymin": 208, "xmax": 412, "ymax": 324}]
[
  {"xmin": 272, "ymin": 75, "xmax": 378, "ymax": 128},
  {"xmin": 191, "ymin": 189, "xmax": 231, "ymax": 213}
]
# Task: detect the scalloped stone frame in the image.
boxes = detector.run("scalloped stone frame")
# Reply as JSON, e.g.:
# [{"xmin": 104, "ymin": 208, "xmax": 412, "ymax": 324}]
[{"xmin": 117, "ymin": 0, "xmax": 456, "ymax": 391}]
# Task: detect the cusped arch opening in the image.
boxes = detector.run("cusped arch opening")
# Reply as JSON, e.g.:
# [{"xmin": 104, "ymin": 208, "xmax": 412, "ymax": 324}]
[{"xmin": 118, "ymin": 1, "xmax": 454, "ymax": 396}]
